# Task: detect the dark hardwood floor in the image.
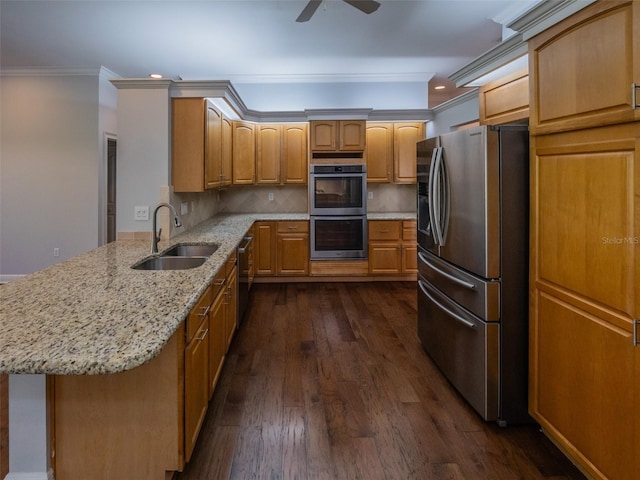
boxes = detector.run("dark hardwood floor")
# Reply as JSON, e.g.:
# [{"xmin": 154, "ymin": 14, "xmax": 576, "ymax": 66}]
[{"xmin": 177, "ymin": 282, "xmax": 585, "ymax": 480}]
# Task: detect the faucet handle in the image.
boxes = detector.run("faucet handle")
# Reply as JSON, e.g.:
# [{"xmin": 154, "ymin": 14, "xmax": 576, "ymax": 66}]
[{"xmin": 157, "ymin": 228, "xmax": 163, "ymax": 241}]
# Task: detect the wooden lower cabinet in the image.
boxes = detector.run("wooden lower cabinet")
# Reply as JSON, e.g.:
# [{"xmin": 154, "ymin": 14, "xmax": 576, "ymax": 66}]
[
  {"xmin": 53, "ymin": 325, "xmax": 186, "ymax": 480},
  {"xmin": 52, "ymin": 256, "xmax": 240, "ymax": 480},
  {"xmin": 369, "ymin": 220, "xmax": 417, "ymax": 275},
  {"xmin": 529, "ymin": 123, "xmax": 639, "ymax": 480},
  {"xmin": 255, "ymin": 221, "xmax": 309, "ymax": 277},
  {"xmin": 276, "ymin": 221, "xmax": 309, "ymax": 276}
]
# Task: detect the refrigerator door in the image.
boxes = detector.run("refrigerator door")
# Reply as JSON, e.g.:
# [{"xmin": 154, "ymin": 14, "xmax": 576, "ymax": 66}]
[
  {"xmin": 417, "ymin": 276, "xmax": 499, "ymax": 421},
  {"xmin": 418, "ymin": 247, "xmax": 500, "ymax": 321},
  {"xmin": 438, "ymin": 126, "xmax": 500, "ymax": 279}
]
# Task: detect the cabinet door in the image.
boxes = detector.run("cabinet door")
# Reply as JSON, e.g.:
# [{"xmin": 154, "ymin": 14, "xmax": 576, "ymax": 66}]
[
  {"xmin": 205, "ymin": 102, "xmax": 222, "ymax": 189},
  {"xmin": 254, "ymin": 221, "xmax": 276, "ymax": 275},
  {"xmin": 339, "ymin": 120, "xmax": 366, "ymax": 151},
  {"xmin": 366, "ymin": 123, "xmax": 393, "ymax": 183},
  {"xmin": 282, "ymin": 123, "xmax": 308, "ymax": 184},
  {"xmin": 369, "ymin": 243, "xmax": 401, "ymax": 274},
  {"xmin": 479, "ymin": 67, "xmax": 529, "ymax": 126},
  {"xmin": 394, "ymin": 123, "xmax": 425, "ymax": 184},
  {"xmin": 184, "ymin": 318, "xmax": 209, "ymax": 462},
  {"xmin": 172, "ymin": 98, "xmax": 206, "ymax": 193},
  {"xmin": 256, "ymin": 124, "xmax": 281, "ymax": 184},
  {"xmin": 232, "ymin": 121, "xmax": 256, "ymax": 184},
  {"xmin": 530, "ymin": 124, "xmax": 639, "ymax": 480},
  {"xmin": 310, "ymin": 121, "xmax": 337, "ymax": 150},
  {"xmin": 529, "ymin": 0, "xmax": 640, "ymax": 134},
  {"xmin": 220, "ymin": 116, "xmax": 232, "ymax": 187}
]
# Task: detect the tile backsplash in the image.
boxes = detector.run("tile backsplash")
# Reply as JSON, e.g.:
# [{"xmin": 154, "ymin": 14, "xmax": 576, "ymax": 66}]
[{"xmin": 219, "ymin": 185, "xmax": 308, "ymax": 213}]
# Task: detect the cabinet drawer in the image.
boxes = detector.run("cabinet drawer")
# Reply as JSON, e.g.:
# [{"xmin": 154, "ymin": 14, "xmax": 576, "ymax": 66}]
[
  {"xmin": 277, "ymin": 221, "xmax": 309, "ymax": 233},
  {"xmin": 225, "ymin": 250, "xmax": 237, "ymax": 276},
  {"xmin": 210, "ymin": 268, "xmax": 226, "ymax": 298},
  {"xmin": 369, "ymin": 220, "xmax": 401, "ymax": 241},
  {"xmin": 186, "ymin": 286, "xmax": 213, "ymax": 343}
]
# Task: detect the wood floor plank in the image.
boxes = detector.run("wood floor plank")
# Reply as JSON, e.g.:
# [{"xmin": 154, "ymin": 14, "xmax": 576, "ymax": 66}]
[{"xmin": 177, "ymin": 282, "xmax": 586, "ymax": 480}]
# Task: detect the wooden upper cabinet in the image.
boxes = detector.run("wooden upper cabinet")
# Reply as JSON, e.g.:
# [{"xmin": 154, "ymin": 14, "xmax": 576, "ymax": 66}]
[
  {"xmin": 256, "ymin": 124, "xmax": 281, "ymax": 184},
  {"xmin": 256, "ymin": 123, "xmax": 308, "ymax": 185},
  {"xmin": 310, "ymin": 120, "xmax": 365, "ymax": 152},
  {"xmin": 232, "ymin": 121, "xmax": 256, "ymax": 185},
  {"xmin": 529, "ymin": 0, "xmax": 640, "ymax": 134},
  {"xmin": 479, "ymin": 67, "xmax": 529, "ymax": 125},
  {"xmin": 366, "ymin": 123, "xmax": 393, "ymax": 183},
  {"xmin": 393, "ymin": 123, "xmax": 425, "ymax": 184},
  {"xmin": 172, "ymin": 98, "xmax": 215, "ymax": 192},
  {"xmin": 282, "ymin": 123, "xmax": 308, "ymax": 184}
]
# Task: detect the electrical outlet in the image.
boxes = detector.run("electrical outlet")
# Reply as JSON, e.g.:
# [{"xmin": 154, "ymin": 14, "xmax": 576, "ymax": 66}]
[
  {"xmin": 181, "ymin": 202, "xmax": 189, "ymax": 215},
  {"xmin": 268, "ymin": 192, "xmax": 274, "ymax": 201},
  {"xmin": 134, "ymin": 206, "xmax": 149, "ymax": 221},
  {"xmin": 368, "ymin": 191, "xmax": 374, "ymax": 200},
  {"xmin": 53, "ymin": 247, "xmax": 60, "ymax": 257}
]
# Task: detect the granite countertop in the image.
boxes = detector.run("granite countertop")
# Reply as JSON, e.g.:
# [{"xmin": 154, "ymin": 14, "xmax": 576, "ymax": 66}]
[{"xmin": 0, "ymin": 211, "xmax": 412, "ymax": 376}]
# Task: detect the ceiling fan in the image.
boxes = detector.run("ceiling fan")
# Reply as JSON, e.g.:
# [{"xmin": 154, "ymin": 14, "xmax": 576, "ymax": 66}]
[{"xmin": 296, "ymin": 0, "xmax": 381, "ymax": 22}]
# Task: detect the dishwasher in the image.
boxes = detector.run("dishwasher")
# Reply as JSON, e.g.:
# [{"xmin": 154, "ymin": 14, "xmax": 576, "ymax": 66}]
[{"xmin": 237, "ymin": 235, "xmax": 254, "ymax": 323}]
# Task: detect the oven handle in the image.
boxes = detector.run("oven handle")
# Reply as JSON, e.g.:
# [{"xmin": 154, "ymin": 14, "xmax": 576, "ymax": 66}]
[{"xmin": 418, "ymin": 280, "xmax": 477, "ymax": 329}]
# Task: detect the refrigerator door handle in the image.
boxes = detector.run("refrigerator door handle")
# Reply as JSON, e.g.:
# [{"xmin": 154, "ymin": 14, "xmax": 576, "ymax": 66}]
[
  {"xmin": 418, "ymin": 251, "xmax": 477, "ymax": 291},
  {"xmin": 418, "ymin": 280, "xmax": 477, "ymax": 329},
  {"xmin": 431, "ymin": 147, "xmax": 445, "ymax": 245},
  {"xmin": 428, "ymin": 148, "xmax": 441, "ymax": 245},
  {"xmin": 438, "ymin": 148, "xmax": 450, "ymax": 245}
]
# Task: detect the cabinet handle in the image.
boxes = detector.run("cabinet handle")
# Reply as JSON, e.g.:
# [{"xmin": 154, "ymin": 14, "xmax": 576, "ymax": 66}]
[
  {"xmin": 198, "ymin": 304, "xmax": 211, "ymax": 317},
  {"xmin": 634, "ymin": 319, "xmax": 639, "ymax": 346},
  {"xmin": 379, "ymin": 229, "xmax": 390, "ymax": 233},
  {"xmin": 288, "ymin": 225, "xmax": 298, "ymax": 230},
  {"xmin": 632, "ymin": 83, "xmax": 640, "ymax": 109},
  {"xmin": 214, "ymin": 279, "xmax": 225, "ymax": 287},
  {"xmin": 195, "ymin": 328, "xmax": 209, "ymax": 341}
]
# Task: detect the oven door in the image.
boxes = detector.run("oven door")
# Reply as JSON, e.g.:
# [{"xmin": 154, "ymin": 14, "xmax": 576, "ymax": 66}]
[
  {"xmin": 310, "ymin": 173, "xmax": 366, "ymax": 215},
  {"xmin": 310, "ymin": 216, "xmax": 367, "ymax": 259}
]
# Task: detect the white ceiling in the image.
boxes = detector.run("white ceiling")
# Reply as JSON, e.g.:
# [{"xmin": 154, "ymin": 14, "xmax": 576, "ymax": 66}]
[{"xmin": 0, "ymin": 0, "xmax": 538, "ymax": 111}]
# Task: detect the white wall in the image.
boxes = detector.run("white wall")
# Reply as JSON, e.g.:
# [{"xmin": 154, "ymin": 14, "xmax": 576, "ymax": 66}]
[
  {"xmin": 115, "ymin": 86, "xmax": 171, "ymax": 234},
  {"xmin": 0, "ymin": 71, "xmax": 117, "ymax": 276}
]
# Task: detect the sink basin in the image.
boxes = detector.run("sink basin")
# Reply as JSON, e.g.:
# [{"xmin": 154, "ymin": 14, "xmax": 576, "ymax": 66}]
[
  {"xmin": 132, "ymin": 255, "xmax": 208, "ymax": 271},
  {"xmin": 162, "ymin": 243, "xmax": 219, "ymax": 257}
]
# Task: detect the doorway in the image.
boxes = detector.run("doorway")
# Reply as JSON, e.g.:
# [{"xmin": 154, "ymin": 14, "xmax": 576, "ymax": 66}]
[{"xmin": 106, "ymin": 137, "xmax": 117, "ymax": 243}]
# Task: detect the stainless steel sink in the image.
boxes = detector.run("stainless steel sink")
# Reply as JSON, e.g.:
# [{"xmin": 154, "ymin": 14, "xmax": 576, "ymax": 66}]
[
  {"xmin": 132, "ymin": 255, "xmax": 208, "ymax": 271},
  {"xmin": 162, "ymin": 243, "xmax": 219, "ymax": 257}
]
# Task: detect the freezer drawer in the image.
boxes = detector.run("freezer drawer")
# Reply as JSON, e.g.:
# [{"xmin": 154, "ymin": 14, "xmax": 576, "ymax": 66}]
[
  {"xmin": 417, "ymin": 277, "xmax": 499, "ymax": 421},
  {"xmin": 418, "ymin": 247, "xmax": 500, "ymax": 321}
]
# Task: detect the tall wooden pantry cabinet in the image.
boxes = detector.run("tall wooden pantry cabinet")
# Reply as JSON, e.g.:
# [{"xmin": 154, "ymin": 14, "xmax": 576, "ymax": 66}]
[{"xmin": 527, "ymin": 1, "xmax": 639, "ymax": 479}]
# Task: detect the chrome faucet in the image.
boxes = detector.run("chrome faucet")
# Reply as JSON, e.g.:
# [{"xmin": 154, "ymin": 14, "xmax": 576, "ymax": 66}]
[{"xmin": 151, "ymin": 203, "xmax": 182, "ymax": 253}]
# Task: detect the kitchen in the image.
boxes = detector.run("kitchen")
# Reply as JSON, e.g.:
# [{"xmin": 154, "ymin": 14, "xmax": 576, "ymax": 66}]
[{"xmin": 1, "ymin": 1, "xmax": 639, "ymax": 479}]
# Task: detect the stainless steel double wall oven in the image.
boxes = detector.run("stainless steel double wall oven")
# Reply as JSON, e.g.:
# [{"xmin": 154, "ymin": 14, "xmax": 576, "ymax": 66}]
[{"xmin": 309, "ymin": 164, "xmax": 367, "ymax": 259}]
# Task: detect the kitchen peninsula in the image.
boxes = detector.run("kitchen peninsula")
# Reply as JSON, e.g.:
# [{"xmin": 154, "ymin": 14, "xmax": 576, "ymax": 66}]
[{"xmin": 0, "ymin": 211, "xmax": 414, "ymax": 480}]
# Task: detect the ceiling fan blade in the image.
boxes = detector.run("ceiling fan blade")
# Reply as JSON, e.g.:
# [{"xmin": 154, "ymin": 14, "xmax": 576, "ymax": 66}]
[
  {"xmin": 342, "ymin": 0, "xmax": 381, "ymax": 15},
  {"xmin": 296, "ymin": 0, "xmax": 323, "ymax": 22}
]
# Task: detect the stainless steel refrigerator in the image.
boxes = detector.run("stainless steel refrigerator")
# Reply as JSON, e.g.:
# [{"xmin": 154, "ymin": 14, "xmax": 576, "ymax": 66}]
[{"xmin": 416, "ymin": 124, "xmax": 530, "ymax": 425}]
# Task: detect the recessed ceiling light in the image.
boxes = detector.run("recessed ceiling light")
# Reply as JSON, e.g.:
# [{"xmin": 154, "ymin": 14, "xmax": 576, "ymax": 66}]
[
  {"xmin": 149, "ymin": 73, "xmax": 163, "ymax": 79},
  {"xmin": 434, "ymin": 85, "xmax": 446, "ymax": 90}
]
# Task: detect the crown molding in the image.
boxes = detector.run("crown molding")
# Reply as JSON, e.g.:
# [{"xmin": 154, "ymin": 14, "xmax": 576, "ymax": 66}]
[
  {"xmin": 227, "ymin": 72, "xmax": 435, "ymax": 84},
  {"xmin": 508, "ymin": 0, "xmax": 597, "ymax": 40},
  {"xmin": 0, "ymin": 66, "xmax": 106, "ymax": 77},
  {"xmin": 448, "ymin": 0, "xmax": 596, "ymax": 88},
  {"xmin": 448, "ymin": 34, "xmax": 527, "ymax": 87}
]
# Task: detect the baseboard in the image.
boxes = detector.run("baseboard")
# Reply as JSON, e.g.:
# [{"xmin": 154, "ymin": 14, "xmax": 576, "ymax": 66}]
[{"xmin": 0, "ymin": 275, "xmax": 24, "ymax": 284}]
